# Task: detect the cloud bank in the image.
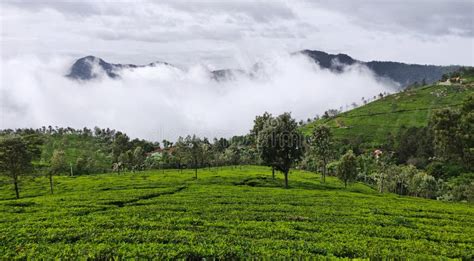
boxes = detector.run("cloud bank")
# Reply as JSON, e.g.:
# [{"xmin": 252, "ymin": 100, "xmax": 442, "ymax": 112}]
[{"xmin": 1, "ymin": 53, "xmax": 395, "ymax": 140}]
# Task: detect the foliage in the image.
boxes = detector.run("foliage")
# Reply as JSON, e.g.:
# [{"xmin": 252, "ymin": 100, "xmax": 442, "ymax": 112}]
[
  {"xmin": 48, "ymin": 149, "xmax": 67, "ymax": 194},
  {"xmin": 308, "ymin": 125, "xmax": 333, "ymax": 182},
  {"xmin": 394, "ymin": 126, "xmax": 433, "ymax": 168},
  {"xmin": 0, "ymin": 136, "xmax": 41, "ymax": 199},
  {"xmin": 0, "ymin": 166, "xmax": 472, "ymax": 259},
  {"xmin": 438, "ymin": 173, "xmax": 474, "ymax": 202},
  {"xmin": 430, "ymin": 94, "xmax": 473, "ymax": 170},
  {"xmin": 257, "ymin": 113, "xmax": 305, "ymax": 188},
  {"xmin": 336, "ymin": 150, "xmax": 358, "ymax": 187},
  {"xmin": 302, "ymin": 84, "xmax": 474, "ymax": 146}
]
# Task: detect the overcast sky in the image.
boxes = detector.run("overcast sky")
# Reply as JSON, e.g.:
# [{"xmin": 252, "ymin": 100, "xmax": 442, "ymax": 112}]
[{"xmin": 1, "ymin": 0, "xmax": 473, "ymax": 68}]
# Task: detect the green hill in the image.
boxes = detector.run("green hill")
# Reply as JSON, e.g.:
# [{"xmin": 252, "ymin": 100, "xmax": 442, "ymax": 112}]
[
  {"xmin": 0, "ymin": 166, "xmax": 472, "ymax": 259},
  {"xmin": 302, "ymin": 83, "xmax": 474, "ymax": 145}
]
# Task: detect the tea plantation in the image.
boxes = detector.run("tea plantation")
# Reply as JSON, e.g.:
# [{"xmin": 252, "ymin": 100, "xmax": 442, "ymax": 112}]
[
  {"xmin": 301, "ymin": 84, "xmax": 474, "ymax": 145},
  {"xmin": 1, "ymin": 166, "xmax": 473, "ymax": 259}
]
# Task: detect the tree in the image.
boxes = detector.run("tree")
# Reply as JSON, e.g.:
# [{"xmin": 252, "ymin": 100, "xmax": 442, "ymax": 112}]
[
  {"xmin": 409, "ymin": 171, "xmax": 438, "ymax": 198},
  {"xmin": 309, "ymin": 125, "xmax": 333, "ymax": 183},
  {"xmin": 374, "ymin": 152, "xmax": 392, "ymax": 193},
  {"xmin": 459, "ymin": 95, "xmax": 474, "ymax": 170},
  {"xmin": 357, "ymin": 154, "xmax": 376, "ymax": 184},
  {"xmin": 431, "ymin": 108, "xmax": 463, "ymax": 163},
  {"xmin": 118, "ymin": 150, "xmax": 133, "ymax": 171},
  {"xmin": 336, "ymin": 150, "xmax": 358, "ymax": 188},
  {"xmin": 252, "ymin": 112, "xmax": 277, "ymax": 178},
  {"xmin": 49, "ymin": 149, "xmax": 67, "ymax": 194},
  {"xmin": 0, "ymin": 137, "xmax": 35, "ymax": 199},
  {"xmin": 201, "ymin": 139, "xmax": 213, "ymax": 170},
  {"xmin": 430, "ymin": 95, "xmax": 473, "ymax": 171},
  {"xmin": 111, "ymin": 132, "xmax": 131, "ymax": 161},
  {"xmin": 257, "ymin": 113, "xmax": 305, "ymax": 188},
  {"xmin": 395, "ymin": 126, "xmax": 433, "ymax": 168},
  {"xmin": 227, "ymin": 143, "xmax": 241, "ymax": 167},
  {"xmin": 174, "ymin": 137, "xmax": 187, "ymax": 172},
  {"xmin": 185, "ymin": 135, "xmax": 203, "ymax": 179},
  {"xmin": 132, "ymin": 146, "xmax": 146, "ymax": 171}
]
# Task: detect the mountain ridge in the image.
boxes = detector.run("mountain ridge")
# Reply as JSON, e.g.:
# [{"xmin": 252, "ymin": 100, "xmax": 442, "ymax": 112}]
[{"xmin": 67, "ymin": 50, "xmax": 463, "ymax": 88}]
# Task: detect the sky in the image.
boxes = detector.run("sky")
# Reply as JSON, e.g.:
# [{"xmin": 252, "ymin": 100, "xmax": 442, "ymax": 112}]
[
  {"xmin": 0, "ymin": 0, "xmax": 473, "ymax": 140},
  {"xmin": 1, "ymin": 0, "xmax": 473, "ymax": 67}
]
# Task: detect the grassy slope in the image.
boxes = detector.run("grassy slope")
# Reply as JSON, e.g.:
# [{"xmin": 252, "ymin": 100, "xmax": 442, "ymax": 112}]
[
  {"xmin": 301, "ymin": 84, "xmax": 474, "ymax": 145},
  {"xmin": 1, "ymin": 166, "xmax": 472, "ymax": 259}
]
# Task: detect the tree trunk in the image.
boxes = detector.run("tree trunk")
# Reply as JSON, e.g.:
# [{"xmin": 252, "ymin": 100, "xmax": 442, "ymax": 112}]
[
  {"xmin": 272, "ymin": 166, "xmax": 275, "ymax": 179},
  {"xmin": 284, "ymin": 171, "xmax": 289, "ymax": 189},
  {"xmin": 13, "ymin": 176, "xmax": 20, "ymax": 199},
  {"xmin": 344, "ymin": 179, "xmax": 347, "ymax": 188},
  {"xmin": 70, "ymin": 163, "xmax": 73, "ymax": 176},
  {"xmin": 49, "ymin": 174, "xmax": 54, "ymax": 194}
]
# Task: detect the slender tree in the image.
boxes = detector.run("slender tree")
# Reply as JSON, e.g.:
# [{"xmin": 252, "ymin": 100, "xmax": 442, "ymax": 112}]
[
  {"xmin": 49, "ymin": 149, "xmax": 67, "ymax": 194},
  {"xmin": 175, "ymin": 137, "xmax": 187, "ymax": 173},
  {"xmin": 252, "ymin": 112, "xmax": 277, "ymax": 178},
  {"xmin": 309, "ymin": 125, "xmax": 333, "ymax": 183},
  {"xmin": 186, "ymin": 135, "xmax": 203, "ymax": 179},
  {"xmin": 132, "ymin": 146, "xmax": 146, "ymax": 171}
]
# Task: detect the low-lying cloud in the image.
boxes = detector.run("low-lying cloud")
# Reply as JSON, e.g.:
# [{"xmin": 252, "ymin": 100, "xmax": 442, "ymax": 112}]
[{"xmin": 1, "ymin": 53, "xmax": 395, "ymax": 141}]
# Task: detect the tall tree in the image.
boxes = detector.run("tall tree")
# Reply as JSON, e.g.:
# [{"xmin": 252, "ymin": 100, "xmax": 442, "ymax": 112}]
[
  {"xmin": 309, "ymin": 125, "xmax": 333, "ymax": 183},
  {"xmin": 0, "ymin": 137, "xmax": 35, "ymax": 199},
  {"xmin": 336, "ymin": 150, "xmax": 358, "ymax": 188},
  {"xmin": 112, "ymin": 132, "xmax": 130, "ymax": 162},
  {"xmin": 257, "ymin": 113, "xmax": 305, "ymax": 188},
  {"xmin": 459, "ymin": 95, "xmax": 474, "ymax": 170},
  {"xmin": 49, "ymin": 149, "xmax": 67, "ymax": 194},
  {"xmin": 174, "ymin": 137, "xmax": 187, "ymax": 173},
  {"xmin": 431, "ymin": 108, "xmax": 463, "ymax": 163},
  {"xmin": 186, "ymin": 135, "xmax": 203, "ymax": 179},
  {"xmin": 252, "ymin": 112, "xmax": 276, "ymax": 178},
  {"xmin": 132, "ymin": 146, "xmax": 146, "ymax": 171}
]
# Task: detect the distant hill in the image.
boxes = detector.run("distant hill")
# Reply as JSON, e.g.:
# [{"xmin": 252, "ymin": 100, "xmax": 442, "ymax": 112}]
[
  {"xmin": 301, "ymin": 74, "xmax": 474, "ymax": 145},
  {"xmin": 67, "ymin": 50, "xmax": 463, "ymax": 87},
  {"xmin": 66, "ymin": 56, "xmax": 247, "ymax": 81},
  {"xmin": 66, "ymin": 56, "xmax": 174, "ymax": 80},
  {"xmin": 299, "ymin": 50, "xmax": 460, "ymax": 88}
]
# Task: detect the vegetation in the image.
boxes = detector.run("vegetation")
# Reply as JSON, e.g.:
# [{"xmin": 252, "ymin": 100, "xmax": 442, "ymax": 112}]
[
  {"xmin": 257, "ymin": 113, "xmax": 305, "ymax": 188},
  {"xmin": 0, "ymin": 166, "xmax": 472, "ymax": 259},
  {"xmin": 1, "ymin": 68, "xmax": 473, "ymax": 258},
  {"xmin": 336, "ymin": 150, "xmax": 358, "ymax": 187},
  {"xmin": 301, "ymin": 84, "xmax": 473, "ymax": 145},
  {"xmin": 308, "ymin": 125, "xmax": 334, "ymax": 183},
  {"xmin": 0, "ymin": 136, "xmax": 41, "ymax": 199}
]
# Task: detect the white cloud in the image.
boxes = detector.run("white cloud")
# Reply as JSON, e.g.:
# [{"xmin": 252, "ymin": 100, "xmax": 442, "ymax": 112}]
[{"xmin": 0, "ymin": 53, "xmax": 394, "ymax": 140}]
